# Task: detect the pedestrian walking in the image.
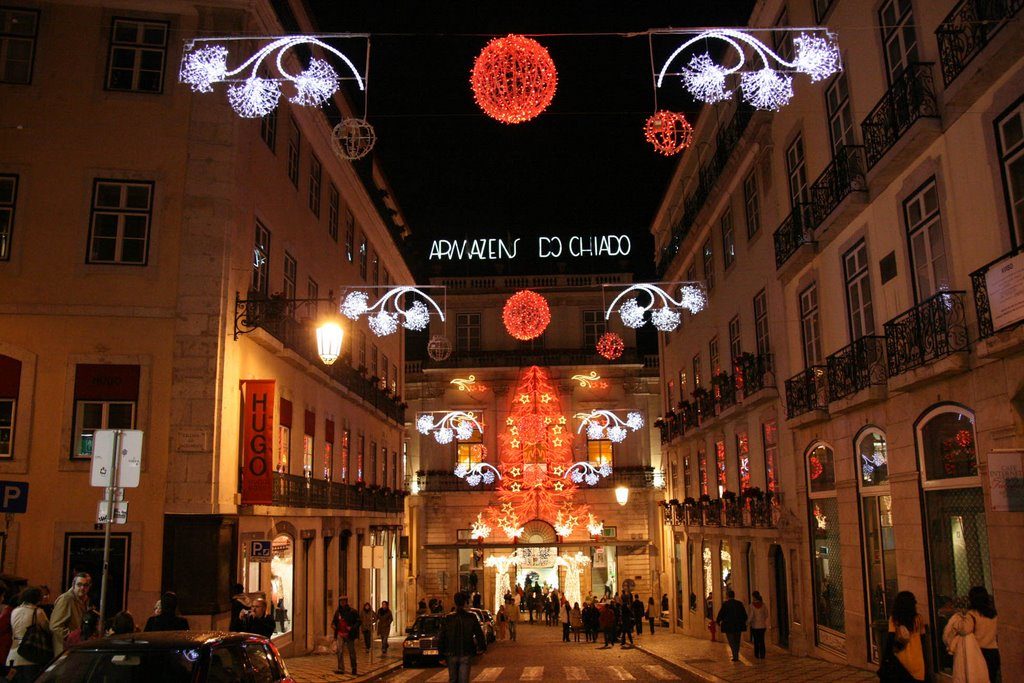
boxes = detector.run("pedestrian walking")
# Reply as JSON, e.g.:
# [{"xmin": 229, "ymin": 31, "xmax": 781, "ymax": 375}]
[
  {"xmin": 561, "ymin": 598, "xmax": 571, "ymax": 642},
  {"xmin": 631, "ymin": 596, "xmax": 645, "ymax": 639},
  {"xmin": 505, "ymin": 598, "xmax": 518, "ymax": 642},
  {"xmin": 964, "ymin": 586, "xmax": 999, "ymax": 682},
  {"xmin": 619, "ymin": 600, "xmax": 634, "ymax": 648},
  {"xmin": 50, "ymin": 571, "xmax": 91, "ymax": 656},
  {"xmin": 7, "ymin": 586, "xmax": 49, "ymax": 683},
  {"xmin": 495, "ymin": 602, "xmax": 508, "ymax": 641},
  {"xmin": 715, "ymin": 589, "xmax": 748, "ymax": 662},
  {"xmin": 438, "ymin": 591, "xmax": 486, "ymax": 683},
  {"xmin": 144, "ymin": 592, "xmax": 190, "ymax": 632},
  {"xmin": 570, "ymin": 602, "xmax": 583, "ymax": 642},
  {"xmin": 646, "ymin": 596, "xmax": 657, "ymax": 635},
  {"xmin": 376, "ymin": 601, "xmax": 394, "ymax": 654},
  {"xmin": 583, "ymin": 601, "xmax": 599, "ymax": 643},
  {"xmin": 359, "ymin": 602, "xmax": 375, "ymax": 650},
  {"xmin": 749, "ymin": 591, "xmax": 769, "ymax": 660},
  {"xmin": 331, "ymin": 596, "xmax": 360, "ymax": 676},
  {"xmin": 879, "ymin": 591, "xmax": 926, "ymax": 682},
  {"xmin": 598, "ymin": 603, "xmax": 616, "ymax": 648}
]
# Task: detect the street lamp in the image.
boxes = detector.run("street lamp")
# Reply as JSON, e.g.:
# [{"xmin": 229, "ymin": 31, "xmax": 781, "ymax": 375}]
[
  {"xmin": 615, "ymin": 486, "xmax": 630, "ymax": 506},
  {"xmin": 315, "ymin": 321, "xmax": 344, "ymax": 365}
]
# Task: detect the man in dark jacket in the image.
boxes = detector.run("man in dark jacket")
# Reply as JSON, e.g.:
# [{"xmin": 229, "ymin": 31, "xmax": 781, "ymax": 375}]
[
  {"xmin": 438, "ymin": 591, "xmax": 486, "ymax": 683},
  {"xmin": 331, "ymin": 596, "xmax": 361, "ymax": 675},
  {"xmin": 144, "ymin": 592, "xmax": 190, "ymax": 632},
  {"xmin": 631, "ymin": 597, "xmax": 645, "ymax": 639},
  {"xmin": 618, "ymin": 598, "xmax": 635, "ymax": 647},
  {"xmin": 715, "ymin": 589, "xmax": 748, "ymax": 661}
]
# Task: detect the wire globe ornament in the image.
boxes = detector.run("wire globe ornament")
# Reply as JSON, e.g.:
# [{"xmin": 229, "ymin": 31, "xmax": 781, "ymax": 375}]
[
  {"xmin": 471, "ymin": 34, "xmax": 558, "ymax": 124},
  {"xmin": 331, "ymin": 118, "xmax": 377, "ymax": 160},
  {"xmin": 644, "ymin": 110, "xmax": 694, "ymax": 156},
  {"xmin": 596, "ymin": 332, "xmax": 625, "ymax": 360},
  {"xmin": 502, "ymin": 290, "xmax": 551, "ymax": 340},
  {"xmin": 427, "ymin": 335, "xmax": 452, "ymax": 362}
]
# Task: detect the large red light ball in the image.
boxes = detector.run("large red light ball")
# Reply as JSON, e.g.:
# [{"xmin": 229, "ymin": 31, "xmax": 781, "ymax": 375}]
[
  {"xmin": 596, "ymin": 332, "xmax": 625, "ymax": 360},
  {"xmin": 471, "ymin": 34, "xmax": 557, "ymax": 124},
  {"xmin": 644, "ymin": 110, "xmax": 694, "ymax": 156},
  {"xmin": 503, "ymin": 290, "xmax": 551, "ymax": 340}
]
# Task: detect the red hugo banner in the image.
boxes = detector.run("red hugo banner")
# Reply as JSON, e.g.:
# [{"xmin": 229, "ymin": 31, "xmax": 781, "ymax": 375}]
[{"xmin": 241, "ymin": 380, "xmax": 275, "ymax": 504}]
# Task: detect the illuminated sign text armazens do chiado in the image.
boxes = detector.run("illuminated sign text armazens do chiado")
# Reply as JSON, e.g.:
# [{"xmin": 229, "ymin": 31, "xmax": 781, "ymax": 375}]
[{"xmin": 428, "ymin": 235, "xmax": 632, "ymax": 261}]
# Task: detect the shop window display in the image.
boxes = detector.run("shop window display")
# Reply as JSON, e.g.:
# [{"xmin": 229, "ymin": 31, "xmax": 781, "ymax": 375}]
[
  {"xmin": 270, "ymin": 534, "xmax": 293, "ymax": 637},
  {"xmin": 806, "ymin": 442, "xmax": 844, "ymax": 647}
]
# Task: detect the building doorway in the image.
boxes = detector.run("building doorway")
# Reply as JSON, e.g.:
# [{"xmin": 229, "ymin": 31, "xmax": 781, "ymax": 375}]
[{"xmin": 771, "ymin": 544, "xmax": 789, "ymax": 647}]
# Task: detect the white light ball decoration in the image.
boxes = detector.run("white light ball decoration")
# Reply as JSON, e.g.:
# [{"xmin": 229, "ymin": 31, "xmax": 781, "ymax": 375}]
[
  {"xmin": 341, "ymin": 291, "xmax": 369, "ymax": 320},
  {"xmin": 793, "ymin": 34, "xmax": 841, "ymax": 83},
  {"xmin": 416, "ymin": 414, "xmax": 435, "ymax": 435},
  {"xmin": 585, "ymin": 473, "xmax": 599, "ymax": 486},
  {"xmin": 651, "ymin": 307, "xmax": 681, "ymax": 332},
  {"xmin": 368, "ymin": 310, "xmax": 399, "ymax": 337},
  {"xmin": 331, "ymin": 118, "xmax": 377, "ymax": 161},
  {"xmin": 598, "ymin": 463, "xmax": 612, "ymax": 477},
  {"xmin": 682, "ymin": 53, "xmax": 732, "ymax": 104},
  {"xmin": 454, "ymin": 463, "xmax": 469, "ymax": 478},
  {"xmin": 466, "ymin": 473, "xmax": 482, "ymax": 487},
  {"xmin": 607, "ymin": 425, "xmax": 627, "ymax": 443},
  {"xmin": 626, "ymin": 412, "xmax": 644, "ymax": 431},
  {"xmin": 678, "ymin": 285, "xmax": 707, "ymax": 314},
  {"xmin": 619, "ymin": 298, "xmax": 646, "ymax": 328},
  {"xmin": 586, "ymin": 422, "xmax": 605, "ymax": 441},
  {"xmin": 180, "ymin": 45, "xmax": 228, "ymax": 93},
  {"xmin": 290, "ymin": 58, "xmax": 340, "ymax": 107},
  {"xmin": 481, "ymin": 470, "xmax": 496, "ymax": 484},
  {"xmin": 740, "ymin": 68, "xmax": 794, "ymax": 111},
  {"xmin": 227, "ymin": 77, "xmax": 282, "ymax": 118},
  {"xmin": 434, "ymin": 427, "xmax": 455, "ymax": 445},
  {"xmin": 455, "ymin": 422, "xmax": 475, "ymax": 441},
  {"xmin": 427, "ymin": 335, "xmax": 452, "ymax": 362},
  {"xmin": 403, "ymin": 300, "xmax": 430, "ymax": 331},
  {"xmin": 570, "ymin": 470, "xmax": 584, "ymax": 483}
]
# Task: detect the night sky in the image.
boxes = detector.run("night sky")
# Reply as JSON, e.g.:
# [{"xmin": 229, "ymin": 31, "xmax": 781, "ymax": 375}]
[{"xmin": 308, "ymin": 1, "xmax": 755, "ymax": 278}]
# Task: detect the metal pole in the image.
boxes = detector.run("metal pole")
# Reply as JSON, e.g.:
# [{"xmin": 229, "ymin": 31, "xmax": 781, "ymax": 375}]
[
  {"xmin": 0, "ymin": 514, "xmax": 10, "ymax": 573},
  {"xmin": 98, "ymin": 430, "xmax": 122, "ymax": 634}
]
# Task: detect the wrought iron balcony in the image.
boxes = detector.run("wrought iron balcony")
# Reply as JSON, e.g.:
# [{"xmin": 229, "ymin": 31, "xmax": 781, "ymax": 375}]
[
  {"xmin": 713, "ymin": 372, "xmax": 738, "ymax": 411},
  {"xmin": 936, "ymin": 0, "xmax": 1023, "ymax": 86},
  {"xmin": 735, "ymin": 353, "xmax": 774, "ymax": 397},
  {"xmin": 861, "ymin": 63, "xmax": 940, "ymax": 170},
  {"xmin": 773, "ymin": 202, "xmax": 817, "ymax": 269},
  {"xmin": 692, "ymin": 388, "xmax": 717, "ymax": 423},
  {"xmin": 884, "ymin": 291, "xmax": 969, "ymax": 376},
  {"xmin": 810, "ymin": 145, "xmax": 867, "ymax": 226},
  {"xmin": 785, "ymin": 366, "xmax": 829, "ymax": 419},
  {"xmin": 414, "ymin": 470, "xmax": 496, "ymax": 492},
  {"xmin": 970, "ymin": 244, "xmax": 1024, "ymax": 340},
  {"xmin": 665, "ymin": 492, "xmax": 777, "ymax": 528},
  {"xmin": 271, "ymin": 473, "xmax": 406, "ymax": 513},
  {"xmin": 826, "ymin": 335, "xmax": 887, "ymax": 402}
]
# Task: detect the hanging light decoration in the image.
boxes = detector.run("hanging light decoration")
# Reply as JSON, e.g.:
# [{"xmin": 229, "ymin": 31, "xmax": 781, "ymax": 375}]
[
  {"xmin": 427, "ymin": 335, "xmax": 453, "ymax": 362},
  {"xmin": 586, "ymin": 513, "xmax": 605, "ymax": 537},
  {"xmin": 596, "ymin": 332, "xmax": 625, "ymax": 360},
  {"xmin": 502, "ymin": 290, "xmax": 551, "ymax": 340},
  {"xmin": 416, "ymin": 410, "xmax": 483, "ymax": 444},
  {"xmin": 341, "ymin": 287, "xmax": 443, "ymax": 337},
  {"xmin": 575, "ymin": 410, "xmax": 645, "ymax": 444},
  {"xmin": 314, "ymin": 321, "xmax": 344, "ymax": 365},
  {"xmin": 330, "ymin": 118, "xmax": 377, "ymax": 161},
  {"xmin": 471, "ymin": 34, "xmax": 558, "ymax": 124},
  {"xmin": 470, "ymin": 513, "xmax": 492, "ymax": 540},
  {"xmin": 644, "ymin": 110, "xmax": 694, "ymax": 156},
  {"xmin": 605, "ymin": 282, "xmax": 706, "ymax": 332},
  {"xmin": 656, "ymin": 28, "xmax": 841, "ymax": 111}
]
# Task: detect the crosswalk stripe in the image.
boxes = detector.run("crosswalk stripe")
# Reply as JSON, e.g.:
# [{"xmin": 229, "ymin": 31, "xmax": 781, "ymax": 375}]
[
  {"xmin": 608, "ymin": 665, "xmax": 636, "ymax": 680},
  {"xmin": 520, "ymin": 666, "xmax": 544, "ymax": 680},
  {"xmin": 564, "ymin": 666, "xmax": 588, "ymax": 680},
  {"xmin": 474, "ymin": 667, "xmax": 503, "ymax": 681},
  {"xmin": 387, "ymin": 670, "xmax": 421, "ymax": 682},
  {"xmin": 427, "ymin": 669, "xmax": 449, "ymax": 682},
  {"xmin": 642, "ymin": 664, "xmax": 680, "ymax": 680}
]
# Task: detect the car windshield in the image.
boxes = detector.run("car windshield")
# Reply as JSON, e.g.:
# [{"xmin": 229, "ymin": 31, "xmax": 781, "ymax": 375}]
[
  {"xmin": 411, "ymin": 617, "xmax": 441, "ymax": 633},
  {"xmin": 38, "ymin": 648, "xmax": 199, "ymax": 682}
]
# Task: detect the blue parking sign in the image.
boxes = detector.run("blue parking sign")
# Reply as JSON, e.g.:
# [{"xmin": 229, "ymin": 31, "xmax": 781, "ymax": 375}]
[
  {"xmin": 0, "ymin": 481, "xmax": 28, "ymax": 514},
  {"xmin": 249, "ymin": 539, "xmax": 272, "ymax": 562}
]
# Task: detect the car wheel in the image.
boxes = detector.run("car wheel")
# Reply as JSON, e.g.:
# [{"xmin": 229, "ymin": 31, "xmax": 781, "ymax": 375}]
[{"xmin": 403, "ymin": 656, "xmax": 414, "ymax": 668}]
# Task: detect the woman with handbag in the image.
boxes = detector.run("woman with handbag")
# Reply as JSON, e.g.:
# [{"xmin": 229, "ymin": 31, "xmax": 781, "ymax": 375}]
[
  {"xmin": 880, "ymin": 591, "xmax": 927, "ymax": 682},
  {"xmin": 7, "ymin": 587, "xmax": 51, "ymax": 683},
  {"xmin": 967, "ymin": 587, "xmax": 1000, "ymax": 682}
]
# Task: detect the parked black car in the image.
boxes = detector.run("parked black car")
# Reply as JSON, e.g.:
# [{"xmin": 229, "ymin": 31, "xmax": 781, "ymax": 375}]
[
  {"xmin": 37, "ymin": 631, "xmax": 293, "ymax": 682},
  {"xmin": 467, "ymin": 608, "xmax": 496, "ymax": 643},
  {"xmin": 402, "ymin": 615, "xmax": 444, "ymax": 667}
]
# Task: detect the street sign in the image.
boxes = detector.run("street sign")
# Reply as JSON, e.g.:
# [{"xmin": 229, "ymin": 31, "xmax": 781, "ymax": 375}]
[
  {"xmin": 249, "ymin": 539, "xmax": 272, "ymax": 563},
  {"xmin": 0, "ymin": 481, "xmax": 28, "ymax": 514},
  {"xmin": 90, "ymin": 430, "xmax": 144, "ymax": 488},
  {"xmin": 96, "ymin": 500, "xmax": 128, "ymax": 525}
]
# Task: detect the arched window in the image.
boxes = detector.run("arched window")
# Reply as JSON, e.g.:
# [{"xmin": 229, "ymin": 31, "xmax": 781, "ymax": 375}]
[
  {"xmin": 270, "ymin": 533, "xmax": 294, "ymax": 636},
  {"xmin": 915, "ymin": 405, "xmax": 991, "ymax": 676},
  {"xmin": 806, "ymin": 442, "xmax": 845, "ymax": 647},
  {"xmin": 855, "ymin": 427, "xmax": 897, "ymax": 662}
]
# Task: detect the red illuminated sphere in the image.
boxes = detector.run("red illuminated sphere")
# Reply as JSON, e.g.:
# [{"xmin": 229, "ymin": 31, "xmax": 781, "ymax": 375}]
[
  {"xmin": 471, "ymin": 34, "xmax": 558, "ymax": 124},
  {"xmin": 644, "ymin": 110, "xmax": 694, "ymax": 156},
  {"xmin": 503, "ymin": 290, "xmax": 551, "ymax": 340},
  {"xmin": 596, "ymin": 332, "xmax": 625, "ymax": 360}
]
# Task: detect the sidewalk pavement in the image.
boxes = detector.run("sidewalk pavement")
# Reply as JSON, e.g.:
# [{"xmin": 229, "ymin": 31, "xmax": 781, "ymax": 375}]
[
  {"xmin": 633, "ymin": 629, "xmax": 877, "ymax": 683},
  {"xmin": 285, "ymin": 636, "xmax": 404, "ymax": 682}
]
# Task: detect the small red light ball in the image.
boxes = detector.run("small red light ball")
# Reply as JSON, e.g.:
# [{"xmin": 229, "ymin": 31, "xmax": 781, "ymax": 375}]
[
  {"xmin": 644, "ymin": 110, "xmax": 694, "ymax": 156},
  {"xmin": 596, "ymin": 332, "xmax": 625, "ymax": 360}
]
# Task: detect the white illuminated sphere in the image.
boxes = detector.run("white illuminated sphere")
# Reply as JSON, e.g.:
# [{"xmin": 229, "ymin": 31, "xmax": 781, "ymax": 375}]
[
  {"xmin": 682, "ymin": 53, "xmax": 733, "ymax": 104},
  {"xmin": 368, "ymin": 310, "xmax": 399, "ymax": 337},
  {"xmin": 740, "ymin": 68, "xmax": 794, "ymax": 111},
  {"xmin": 607, "ymin": 425, "xmax": 627, "ymax": 443},
  {"xmin": 585, "ymin": 473, "xmax": 599, "ymax": 486},
  {"xmin": 180, "ymin": 45, "xmax": 228, "ymax": 93},
  {"xmin": 598, "ymin": 463, "xmax": 612, "ymax": 477},
  {"xmin": 453, "ymin": 462, "xmax": 469, "ymax": 478},
  {"xmin": 793, "ymin": 34, "xmax": 841, "ymax": 82},
  {"xmin": 227, "ymin": 77, "xmax": 282, "ymax": 118},
  {"xmin": 427, "ymin": 335, "xmax": 452, "ymax": 361},
  {"xmin": 481, "ymin": 470, "xmax": 496, "ymax": 484},
  {"xmin": 402, "ymin": 300, "xmax": 431, "ymax": 331},
  {"xmin": 289, "ymin": 58, "xmax": 340, "ymax": 107},
  {"xmin": 586, "ymin": 422, "xmax": 605, "ymax": 441},
  {"xmin": 434, "ymin": 427, "xmax": 454, "ymax": 445},
  {"xmin": 626, "ymin": 412, "xmax": 644, "ymax": 431},
  {"xmin": 341, "ymin": 291, "xmax": 369, "ymax": 320},
  {"xmin": 570, "ymin": 470, "xmax": 584, "ymax": 483},
  {"xmin": 619, "ymin": 298, "xmax": 646, "ymax": 329},
  {"xmin": 331, "ymin": 118, "xmax": 377, "ymax": 161},
  {"xmin": 651, "ymin": 307, "xmax": 681, "ymax": 332},
  {"xmin": 678, "ymin": 285, "xmax": 707, "ymax": 313},
  {"xmin": 466, "ymin": 473, "xmax": 482, "ymax": 487},
  {"xmin": 455, "ymin": 422, "xmax": 475, "ymax": 441},
  {"xmin": 416, "ymin": 414, "xmax": 435, "ymax": 435}
]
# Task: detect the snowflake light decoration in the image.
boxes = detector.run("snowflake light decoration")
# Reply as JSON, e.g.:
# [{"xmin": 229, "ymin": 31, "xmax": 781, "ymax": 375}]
[
  {"xmin": 289, "ymin": 58, "xmax": 339, "ymax": 106},
  {"xmin": 179, "ymin": 45, "xmax": 228, "ymax": 93},
  {"xmin": 454, "ymin": 461, "xmax": 502, "ymax": 487},
  {"xmin": 226, "ymin": 77, "xmax": 281, "ymax": 118},
  {"xmin": 656, "ymin": 28, "xmax": 841, "ymax": 111},
  {"xmin": 575, "ymin": 410, "xmax": 645, "ymax": 444},
  {"xmin": 650, "ymin": 307, "xmax": 681, "ymax": 332},
  {"xmin": 586, "ymin": 514, "xmax": 605, "ymax": 537},
  {"xmin": 470, "ymin": 513, "xmax": 492, "ymax": 540},
  {"xmin": 417, "ymin": 410, "xmax": 482, "ymax": 444},
  {"xmin": 341, "ymin": 287, "xmax": 445, "ymax": 337},
  {"xmin": 619, "ymin": 298, "xmax": 646, "ymax": 328},
  {"xmin": 565, "ymin": 461, "xmax": 613, "ymax": 487},
  {"xmin": 605, "ymin": 282, "xmax": 706, "ymax": 332}
]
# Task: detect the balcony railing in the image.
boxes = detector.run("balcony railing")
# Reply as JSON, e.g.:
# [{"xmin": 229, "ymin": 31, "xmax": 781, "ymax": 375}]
[
  {"xmin": 663, "ymin": 493, "xmax": 778, "ymax": 528},
  {"xmin": 415, "ymin": 470, "xmax": 496, "ymax": 492},
  {"xmin": 861, "ymin": 63, "xmax": 939, "ymax": 170},
  {"xmin": 971, "ymin": 244, "xmax": 1024, "ymax": 339},
  {"xmin": 425, "ymin": 347, "xmax": 644, "ymax": 369},
  {"xmin": 936, "ymin": 0, "xmax": 1024, "ymax": 86},
  {"xmin": 713, "ymin": 373, "xmax": 738, "ymax": 411},
  {"xmin": 810, "ymin": 145, "xmax": 867, "ymax": 226},
  {"xmin": 271, "ymin": 473, "xmax": 406, "ymax": 513},
  {"xmin": 773, "ymin": 202, "xmax": 817, "ymax": 269},
  {"xmin": 238, "ymin": 296, "xmax": 406, "ymax": 425},
  {"xmin": 884, "ymin": 291, "xmax": 969, "ymax": 376},
  {"xmin": 826, "ymin": 335, "xmax": 887, "ymax": 402},
  {"xmin": 692, "ymin": 388, "xmax": 717, "ymax": 423},
  {"xmin": 735, "ymin": 353, "xmax": 774, "ymax": 397},
  {"xmin": 785, "ymin": 366, "xmax": 829, "ymax": 419}
]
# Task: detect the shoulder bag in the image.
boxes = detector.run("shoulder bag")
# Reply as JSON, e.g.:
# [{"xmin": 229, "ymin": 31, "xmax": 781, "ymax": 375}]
[{"xmin": 18, "ymin": 609, "xmax": 54, "ymax": 665}]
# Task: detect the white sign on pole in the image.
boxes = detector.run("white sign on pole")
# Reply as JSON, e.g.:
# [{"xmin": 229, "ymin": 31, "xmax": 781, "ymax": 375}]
[
  {"xmin": 90, "ymin": 430, "xmax": 144, "ymax": 488},
  {"xmin": 96, "ymin": 500, "xmax": 128, "ymax": 524},
  {"xmin": 985, "ymin": 250, "xmax": 1024, "ymax": 331}
]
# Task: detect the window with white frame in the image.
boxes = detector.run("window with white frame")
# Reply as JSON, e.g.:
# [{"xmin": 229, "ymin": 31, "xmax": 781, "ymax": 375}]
[
  {"xmin": 825, "ymin": 71, "xmax": 855, "ymax": 155},
  {"xmin": 277, "ymin": 398, "xmax": 292, "ymax": 473},
  {"xmin": 753, "ymin": 289, "xmax": 771, "ymax": 357},
  {"xmin": 806, "ymin": 441, "xmax": 845, "ymax": 636},
  {"xmin": 287, "ymin": 116, "xmax": 300, "ymax": 187},
  {"xmin": 800, "ymin": 283, "xmax": 823, "ymax": 366},
  {"xmin": 743, "ymin": 169, "xmax": 760, "ymax": 238},
  {"xmin": 721, "ymin": 210, "xmax": 735, "ymax": 269},
  {"xmin": 106, "ymin": 18, "xmax": 168, "ymax": 92},
  {"xmin": 996, "ymin": 99, "xmax": 1024, "ymax": 245},
  {"xmin": 904, "ymin": 179, "xmax": 950, "ymax": 301},
  {"xmin": 302, "ymin": 410, "xmax": 314, "ymax": 478},
  {"xmin": 879, "ymin": 0, "xmax": 919, "ymax": 84},
  {"xmin": 772, "ymin": 6, "xmax": 793, "ymax": 62},
  {"xmin": 456, "ymin": 313, "xmax": 481, "ymax": 354},
  {"xmin": 728, "ymin": 316, "xmax": 741, "ymax": 367},
  {"xmin": 786, "ymin": 134, "xmax": 809, "ymax": 208},
  {"xmin": 0, "ymin": 174, "xmax": 18, "ymax": 261},
  {"xmin": 587, "ymin": 439, "xmax": 613, "ymax": 467},
  {"xmin": 583, "ymin": 309, "xmax": 606, "ymax": 348},
  {"xmin": 702, "ymin": 238, "xmax": 715, "ymax": 292},
  {"xmin": 358, "ymin": 234, "xmax": 367, "ymax": 280},
  {"xmin": 283, "ymin": 252, "xmax": 296, "ymax": 306},
  {"xmin": 88, "ymin": 179, "xmax": 153, "ymax": 265},
  {"xmin": 0, "ymin": 8, "xmax": 38, "ymax": 84},
  {"xmin": 252, "ymin": 221, "xmax": 270, "ymax": 295},
  {"xmin": 328, "ymin": 183, "xmax": 339, "ymax": 242},
  {"xmin": 260, "ymin": 107, "xmax": 277, "ymax": 151},
  {"xmin": 308, "ymin": 155, "xmax": 321, "ymax": 218},
  {"xmin": 71, "ymin": 364, "xmax": 139, "ymax": 460},
  {"xmin": 844, "ymin": 240, "xmax": 875, "ymax": 340},
  {"xmin": 708, "ymin": 337, "xmax": 720, "ymax": 375},
  {"xmin": 692, "ymin": 353, "xmax": 702, "ymax": 390},
  {"xmin": 345, "ymin": 210, "xmax": 355, "ymax": 262},
  {"xmin": 855, "ymin": 427, "xmax": 896, "ymax": 662}
]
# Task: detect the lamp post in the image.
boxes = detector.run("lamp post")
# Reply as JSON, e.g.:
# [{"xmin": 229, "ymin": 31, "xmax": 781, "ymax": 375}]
[
  {"xmin": 315, "ymin": 321, "xmax": 344, "ymax": 365},
  {"xmin": 615, "ymin": 486, "xmax": 630, "ymax": 506}
]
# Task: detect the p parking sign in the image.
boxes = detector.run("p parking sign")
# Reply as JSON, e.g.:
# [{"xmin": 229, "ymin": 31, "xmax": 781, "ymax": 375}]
[{"xmin": 249, "ymin": 539, "xmax": 272, "ymax": 563}]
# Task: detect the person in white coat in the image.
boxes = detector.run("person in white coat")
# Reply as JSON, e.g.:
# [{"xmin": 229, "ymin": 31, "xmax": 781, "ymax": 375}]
[
  {"xmin": 7, "ymin": 587, "xmax": 50, "ymax": 683},
  {"xmin": 748, "ymin": 591, "xmax": 769, "ymax": 660}
]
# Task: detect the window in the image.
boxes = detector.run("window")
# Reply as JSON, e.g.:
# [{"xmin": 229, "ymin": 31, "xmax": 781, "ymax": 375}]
[
  {"xmin": 340, "ymin": 428, "xmax": 350, "ymax": 482},
  {"xmin": 357, "ymin": 432, "xmax": 365, "ymax": 482},
  {"xmin": 786, "ymin": 134, "xmax": 809, "ymax": 208},
  {"xmin": 308, "ymin": 155, "xmax": 322, "ymax": 217},
  {"xmin": 345, "ymin": 210, "xmax": 355, "ymax": 262},
  {"xmin": 856, "ymin": 428, "xmax": 896, "ymax": 662},
  {"xmin": 753, "ymin": 289, "xmax": 771, "ymax": 356},
  {"xmin": 692, "ymin": 353, "xmax": 702, "ymax": 390},
  {"xmin": 685, "ymin": 262, "xmax": 696, "ymax": 285},
  {"xmin": 269, "ymin": 534, "xmax": 293, "ymax": 636},
  {"xmin": 391, "ymin": 364, "xmax": 398, "ymax": 395},
  {"xmin": 287, "ymin": 116, "xmax": 300, "ymax": 187},
  {"xmin": 825, "ymin": 72, "xmax": 855, "ymax": 155},
  {"xmin": 0, "ymin": 174, "xmax": 18, "ymax": 261},
  {"xmin": 582, "ymin": 310, "xmax": 606, "ymax": 348},
  {"xmin": 736, "ymin": 432, "xmax": 751, "ymax": 492},
  {"xmin": 381, "ymin": 443, "xmax": 388, "ymax": 487},
  {"xmin": 587, "ymin": 439, "xmax": 613, "ymax": 467},
  {"xmin": 0, "ymin": 355, "xmax": 21, "ymax": 458},
  {"xmin": 800, "ymin": 283, "xmax": 823, "ymax": 366},
  {"xmin": 369, "ymin": 440, "xmax": 377, "ymax": 485},
  {"xmin": 358, "ymin": 331, "xmax": 366, "ymax": 370},
  {"xmin": 698, "ymin": 446, "xmax": 708, "ymax": 496},
  {"xmin": 380, "ymin": 355, "xmax": 389, "ymax": 391},
  {"xmin": 358, "ymin": 234, "xmax": 367, "ymax": 280},
  {"xmin": 71, "ymin": 365, "xmax": 139, "ymax": 459},
  {"xmin": 728, "ymin": 316, "xmax": 741, "ymax": 368},
  {"xmin": 372, "ymin": 251, "xmax": 380, "ymax": 286},
  {"xmin": 720, "ymin": 540, "xmax": 732, "ymax": 594},
  {"xmin": 252, "ymin": 221, "xmax": 270, "ymax": 295},
  {"xmin": 682, "ymin": 452, "xmax": 692, "ymax": 494},
  {"xmin": 904, "ymin": 179, "xmax": 950, "ymax": 300},
  {"xmin": 456, "ymin": 313, "xmax": 481, "ymax": 354},
  {"xmin": 307, "ymin": 278, "xmax": 318, "ymax": 317},
  {"xmin": 708, "ymin": 337, "xmax": 720, "ymax": 374},
  {"xmin": 283, "ymin": 252, "xmax": 296, "ymax": 308},
  {"xmin": 88, "ymin": 180, "xmax": 153, "ymax": 265},
  {"xmin": 702, "ymin": 541, "xmax": 713, "ymax": 615},
  {"xmin": 328, "ymin": 184, "xmax": 339, "ymax": 242},
  {"xmin": 277, "ymin": 398, "xmax": 292, "ymax": 473},
  {"xmin": 844, "ymin": 240, "xmax": 875, "ymax": 339},
  {"xmin": 677, "ymin": 370, "xmax": 686, "ymax": 404},
  {"xmin": 772, "ymin": 7, "xmax": 794, "ymax": 62},
  {"xmin": 105, "ymin": 18, "xmax": 168, "ymax": 92},
  {"xmin": 814, "ymin": 0, "xmax": 837, "ymax": 22},
  {"xmin": 260, "ymin": 107, "xmax": 277, "ymax": 151},
  {"xmin": 806, "ymin": 442, "xmax": 845, "ymax": 637},
  {"xmin": 720, "ymin": 210, "xmax": 735, "ymax": 269},
  {"xmin": 743, "ymin": 170, "xmax": 760, "ymax": 238},
  {"xmin": 997, "ymin": 99, "xmax": 1024, "ymax": 244},
  {"xmin": 702, "ymin": 239, "xmax": 715, "ymax": 292},
  {"xmin": 302, "ymin": 410, "xmax": 314, "ymax": 478},
  {"xmin": 383, "ymin": 269, "xmax": 390, "ymax": 288},
  {"xmin": 323, "ymin": 419, "xmax": 334, "ymax": 481},
  {"xmin": 714, "ymin": 440, "xmax": 726, "ymax": 496},
  {"xmin": 457, "ymin": 439, "xmax": 485, "ymax": 467},
  {"xmin": 762, "ymin": 420, "xmax": 778, "ymax": 493},
  {"xmin": 370, "ymin": 344, "xmax": 378, "ymax": 378},
  {"xmin": 879, "ymin": 0, "xmax": 919, "ymax": 83},
  {"xmin": 0, "ymin": 8, "xmax": 38, "ymax": 84}
]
